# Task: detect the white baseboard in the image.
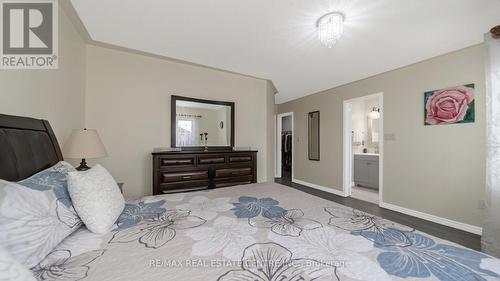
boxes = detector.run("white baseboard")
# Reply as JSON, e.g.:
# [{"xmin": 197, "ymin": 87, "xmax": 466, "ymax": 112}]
[
  {"xmin": 292, "ymin": 178, "xmax": 348, "ymax": 197},
  {"xmin": 291, "ymin": 178, "xmax": 482, "ymax": 235},
  {"xmin": 380, "ymin": 202, "xmax": 482, "ymax": 235}
]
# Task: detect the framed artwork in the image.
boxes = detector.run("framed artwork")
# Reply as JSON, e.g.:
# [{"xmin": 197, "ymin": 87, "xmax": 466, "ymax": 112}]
[{"xmin": 424, "ymin": 84, "xmax": 475, "ymax": 125}]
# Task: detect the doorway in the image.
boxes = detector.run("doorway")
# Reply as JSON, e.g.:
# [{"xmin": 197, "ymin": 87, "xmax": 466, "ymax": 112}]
[
  {"xmin": 343, "ymin": 93, "xmax": 383, "ymax": 205},
  {"xmin": 276, "ymin": 112, "xmax": 294, "ymax": 182}
]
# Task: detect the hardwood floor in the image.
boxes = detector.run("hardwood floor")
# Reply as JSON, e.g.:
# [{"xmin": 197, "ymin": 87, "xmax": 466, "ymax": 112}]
[{"xmin": 275, "ymin": 178, "xmax": 482, "ymax": 251}]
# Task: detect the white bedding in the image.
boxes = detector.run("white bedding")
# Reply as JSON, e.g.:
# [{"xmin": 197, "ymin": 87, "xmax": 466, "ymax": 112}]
[{"xmin": 31, "ymin": 182, "xmax": 500, "ymax": 281}]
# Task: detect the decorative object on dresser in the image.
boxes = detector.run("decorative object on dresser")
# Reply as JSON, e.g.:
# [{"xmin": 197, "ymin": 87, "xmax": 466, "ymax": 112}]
[
  {"xmin": 63, "ymin": 128, "xmax": 108, "ymax": 171},
  {"xmin": 152, "ymin": 150, "xmax": 257, "ymax": 194}
]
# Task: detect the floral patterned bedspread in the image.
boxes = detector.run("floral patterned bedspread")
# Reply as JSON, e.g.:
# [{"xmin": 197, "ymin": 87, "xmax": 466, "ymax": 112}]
[{"xmin": 32, "ymin": 182, "xmax": 500, "ymax": 281}]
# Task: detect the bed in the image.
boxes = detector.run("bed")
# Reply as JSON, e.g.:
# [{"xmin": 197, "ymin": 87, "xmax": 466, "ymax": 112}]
[{"xmin": 1, "ymin": 114, "xmax": 499, "ymax": 281}]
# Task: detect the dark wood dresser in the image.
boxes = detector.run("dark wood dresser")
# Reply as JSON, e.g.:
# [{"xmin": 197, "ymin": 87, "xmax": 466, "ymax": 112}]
[{"xmin": 152, "ymin": 150, "xmax": 257, "ymax": 195}]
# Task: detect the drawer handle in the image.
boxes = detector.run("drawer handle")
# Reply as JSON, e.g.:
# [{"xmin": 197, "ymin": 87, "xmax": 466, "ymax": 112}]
[
  {"xmin": 181, "ymin": 175, "xmax": 192, "ymax": 180},
  {"xmin": 231, "ymin": 157, "xmax": 252, "ymax": 162},
  {"xmin": 200, "ymin": 159, "xmax": 224, "ymax": 164},
  {"xmin": 163, "ymin": 160, "xmax": 192, "ymax": 165}
]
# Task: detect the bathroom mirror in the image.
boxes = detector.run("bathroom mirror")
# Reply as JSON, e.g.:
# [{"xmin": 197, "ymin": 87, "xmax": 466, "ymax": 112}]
[
  {"xmin": 171, "ymin": 95, "xmax": 234, "ymax": 150},
  {"xmin": 308, "ymin": 111, "xmax": 320, "ymax": 161}
]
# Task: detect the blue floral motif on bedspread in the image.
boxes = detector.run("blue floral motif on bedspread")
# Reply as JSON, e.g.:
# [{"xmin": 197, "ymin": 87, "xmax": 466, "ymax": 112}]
[
  {"xmin": 231, "ymin": 196, "xmax": 285, "ymax": 219},
  {"xmin": 116, "ymin": 200, "xmax": 167, "ymax": 229},
  {"xmin": 357, "ymin": 228, "xmax": 500, "ymax": 281},
  {"xmin": 18, "ymin": 164, "xmax": 73, "ymax": 208}
]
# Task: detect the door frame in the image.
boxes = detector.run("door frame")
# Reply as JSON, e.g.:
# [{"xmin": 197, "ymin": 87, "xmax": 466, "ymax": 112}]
[
  {"xmin": 342, "ymin": 93, "xmax": 384, "ymax": 205},
  {"xmin": 276, "ymin": 112, "xmax": 294, "ymax": 179}
]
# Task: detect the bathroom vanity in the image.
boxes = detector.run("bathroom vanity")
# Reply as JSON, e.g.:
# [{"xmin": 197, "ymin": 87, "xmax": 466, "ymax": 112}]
[{"xmin": 353, "ymin": 153, "xmax": 379, "ymax": 189}]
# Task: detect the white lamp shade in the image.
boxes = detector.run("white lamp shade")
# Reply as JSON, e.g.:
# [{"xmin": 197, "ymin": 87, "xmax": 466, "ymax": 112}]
[{"xmin": 63, "ymin": 129, "xmax": 108, "ymax": 159}]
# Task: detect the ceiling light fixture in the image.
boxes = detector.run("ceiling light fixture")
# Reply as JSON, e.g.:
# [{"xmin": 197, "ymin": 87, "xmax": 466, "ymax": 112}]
[{"xmin": 317, "ymin": 12, "xmax": 345, "ymax": 48}]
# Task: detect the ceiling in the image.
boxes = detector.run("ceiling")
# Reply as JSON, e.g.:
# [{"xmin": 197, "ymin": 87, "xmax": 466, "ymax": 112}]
[{"xmin": 71, "ymin": 0, "xmax": 500, "ymax": 104}]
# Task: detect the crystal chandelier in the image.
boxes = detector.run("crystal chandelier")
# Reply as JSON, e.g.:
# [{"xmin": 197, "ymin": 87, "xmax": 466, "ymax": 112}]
[{"xmin": 317, "ymin": 12, "xmax": 344, "ymax": 48}]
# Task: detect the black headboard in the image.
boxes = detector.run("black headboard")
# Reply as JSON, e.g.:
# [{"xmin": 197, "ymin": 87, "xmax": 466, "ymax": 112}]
[{"xmin": 0, "ymin": 114, "xmax": 63, "ymax": 181}]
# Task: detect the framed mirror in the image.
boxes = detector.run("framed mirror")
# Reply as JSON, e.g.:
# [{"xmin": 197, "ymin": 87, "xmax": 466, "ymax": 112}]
[
  {"xmin": 171, "ymin": 95, "xmax": 234, "ymax": 150},
  {"xmin": 308, "ymin": 111, "xmax": 320, "ymax": 161}
]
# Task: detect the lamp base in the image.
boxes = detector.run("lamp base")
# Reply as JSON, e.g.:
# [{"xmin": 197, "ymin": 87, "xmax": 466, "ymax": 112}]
[{"xmin": 76, "ymin": 159, "xmax": 91, "ymax": 171}]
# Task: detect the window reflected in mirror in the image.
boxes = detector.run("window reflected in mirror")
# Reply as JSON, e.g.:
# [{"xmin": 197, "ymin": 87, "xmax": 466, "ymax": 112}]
[{"xmin": 174, "ymin": 99, "xmax": 232, "ymax": 147}]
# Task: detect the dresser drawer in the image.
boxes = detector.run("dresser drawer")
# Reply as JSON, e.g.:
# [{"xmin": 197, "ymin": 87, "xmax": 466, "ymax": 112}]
[
  {"xmin": 198, "ymin": 156, "xmax": 225, "ymax": 165},
  {"xmin": 214, "ymin": 175, "xmax": 253, "ymax": 188},
  {"xmin": 160, "ymin": 156, "xmax": 195, "ymax": 167},
  {"xmin": 152, "ymin": 151, "xmax": 257, "ymax": 195},
  {"xmin": 161, "ymin": 171, "xmax": 208, "ymax": 183},
  {"xmin": 229, "ymin": 156, "xmax": 252, "ymax": 163},
  {"xmin": 215, "ymin": 167, "xmax": 252, "ymax": 178},
  {"xmin": 159, "ymin": 180, "xmax": 209, "ymax": 193}
]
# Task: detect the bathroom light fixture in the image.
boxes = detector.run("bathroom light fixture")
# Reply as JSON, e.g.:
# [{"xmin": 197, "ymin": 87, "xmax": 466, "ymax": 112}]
[
  {"xmin": 369, "ymin": 107, "xmax": 380, "ymax": 119},
  {"xmin": 317, "ymin": 12, "xmax": 345, "ymax": 48}
]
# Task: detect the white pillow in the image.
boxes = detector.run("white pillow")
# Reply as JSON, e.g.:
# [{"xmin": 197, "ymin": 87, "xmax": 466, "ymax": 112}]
[
  {"xmin": 0, "ymin": 162, "xmax": 81, "ymax": 268},
  {"xmin": 67, "ymin": 164, "xmax": 125, "ymax": 234}
]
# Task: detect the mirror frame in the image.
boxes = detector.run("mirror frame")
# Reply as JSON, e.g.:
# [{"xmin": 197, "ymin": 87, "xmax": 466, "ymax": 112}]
[
  {"xmin": 171, "ymin": 95, "xmax": 235, "ymax": 151},
  {"xmin": 308, "ymin": 111, "xmax": 320, "ymax": 161}
]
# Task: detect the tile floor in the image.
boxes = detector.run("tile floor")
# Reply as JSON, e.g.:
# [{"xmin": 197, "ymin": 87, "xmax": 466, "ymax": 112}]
[{"xmin": 351, "ymin": 185, "xmax": 379, "ymax": 204}]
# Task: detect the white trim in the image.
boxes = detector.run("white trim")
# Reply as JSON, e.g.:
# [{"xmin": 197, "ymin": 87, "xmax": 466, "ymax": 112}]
[
  {"xmin": 342, "ymin": 101, "xmax": 353, "ymax": 196},
  {"xmin": 292, "ymin": 178, "xmax": 348, "ymax": 197},
  {"xmin": 276, "ymin": 112, "xmax": 294, "ymax": 179},
  {"xmin": 274, "ymin": 114, "xmax": 278, "ymax": 178},
  {"xmin": 342, "ymin": 92, "xmax": 384, "ymax": 205},
  {"xmin": 276, "ymin": 114, "xmax": 283, "ymax": 178},
  {"xmin": 292, "ymin": 177, "xmax": 482, "ymax": 235},
  {"xmin": 379, "ymin": 93, "xmax": 384, "ymax": 204},
  {"xmin": 380, "ymin": 202, "xmax": 483, "ymax": 235},
  {"xmin": 293, "ymin": 178, "xmax": 482, "ymax": 235}
]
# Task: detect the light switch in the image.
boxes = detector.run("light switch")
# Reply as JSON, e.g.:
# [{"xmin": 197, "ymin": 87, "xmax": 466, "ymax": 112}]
[
  {"xmin": 384, "ymin": 133, "xmax": 396, "ymax": 141},
  {"xmin": 478, "ymin": 200, "xmax": 486, "ymax": 210}
]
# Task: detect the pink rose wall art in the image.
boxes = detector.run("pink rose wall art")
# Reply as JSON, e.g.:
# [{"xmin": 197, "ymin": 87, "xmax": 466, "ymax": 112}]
[{"xmin": 424, "ymin": 84, "xmax": 475, "ymax": 125}]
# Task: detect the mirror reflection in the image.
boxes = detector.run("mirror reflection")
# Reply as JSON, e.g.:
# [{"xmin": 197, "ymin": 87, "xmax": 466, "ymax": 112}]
[
  {"xmin": 308, "ymin": 111, "xmax": 320, "ymax": 160},
  {"xmin": 175, "ymin": 100, "xmax": 232, "ymax": 147}
]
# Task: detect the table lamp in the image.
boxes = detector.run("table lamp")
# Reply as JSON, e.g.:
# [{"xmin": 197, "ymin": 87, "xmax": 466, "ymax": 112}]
[{"xmin": 63, "ymin": 128, "xmax": 108, "ymax": 171}]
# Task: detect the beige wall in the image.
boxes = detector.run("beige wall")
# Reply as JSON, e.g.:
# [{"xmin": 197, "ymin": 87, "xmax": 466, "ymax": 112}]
[
  {"xmin": 85, "ymin": 45, "xmax": 274, "ymax": 199},
  {"xmin": 0, "ymin": 7, "xmax": 86, "ymax": 145},
  {"xmin": 278, "ymin": 45, "xmax": 486, "ymax": 227}
]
